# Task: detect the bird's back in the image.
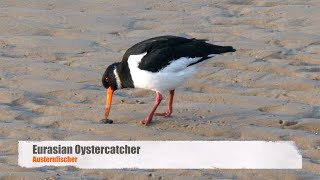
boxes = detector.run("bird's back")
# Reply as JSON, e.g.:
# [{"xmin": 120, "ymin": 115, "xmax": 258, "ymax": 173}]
[
  {"xmin": 122, "ymin": 36, "xmax": 192, "ymax": 60},
  {"xmin": 122, "ymin": 36, "xmax": 236, "ymax": 72}
]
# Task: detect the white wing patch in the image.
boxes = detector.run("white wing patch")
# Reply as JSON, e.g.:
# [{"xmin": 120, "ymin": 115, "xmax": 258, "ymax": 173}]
[
  {"xmin": 128, "ymin": 52, "xmax": 147, "ymax": 64},
  {"xmin": 160, "ymin": 57, "xmax": 202, "ymax": 73}
]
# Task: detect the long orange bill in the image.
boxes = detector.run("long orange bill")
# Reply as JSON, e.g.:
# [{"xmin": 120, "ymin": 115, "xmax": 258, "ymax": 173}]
[{"xmin": 104, "ymin": 87, "xmax": 114, "ymax": 119}]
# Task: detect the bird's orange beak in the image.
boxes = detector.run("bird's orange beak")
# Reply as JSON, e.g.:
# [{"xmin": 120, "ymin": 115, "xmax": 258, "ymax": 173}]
[{"xmin": 104, "ymin": 87, "xmax": 114, "ymax": 119}]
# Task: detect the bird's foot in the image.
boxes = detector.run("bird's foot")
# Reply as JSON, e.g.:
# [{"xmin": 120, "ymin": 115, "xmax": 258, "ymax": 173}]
[
  {"xmin": 155, "ymin": 110, "xmax": 172, "ymax": 117},
  {"xmin": 140, "ymin": 116, "xmax": 153, "ymax": 126}
]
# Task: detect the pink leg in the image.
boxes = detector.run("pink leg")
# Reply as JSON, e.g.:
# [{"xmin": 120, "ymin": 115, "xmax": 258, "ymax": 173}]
[
  {"xmin": 155, "ymin": 90, "xmax": 174, "ymax": 117},
  {"xmin": 141, "ymin": 92, "xmax": 163, "ymax": 126}
]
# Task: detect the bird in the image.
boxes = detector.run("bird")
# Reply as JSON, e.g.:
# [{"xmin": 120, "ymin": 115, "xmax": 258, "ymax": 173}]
[{"xmin": 101, "ymin": 35, "xmax": 236, "ymax": 126}]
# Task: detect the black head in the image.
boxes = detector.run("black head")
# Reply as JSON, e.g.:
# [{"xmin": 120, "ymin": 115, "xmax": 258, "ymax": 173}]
[{"xmin": 102, "ymin": 62, "xmax": 120, "ymax": 90}]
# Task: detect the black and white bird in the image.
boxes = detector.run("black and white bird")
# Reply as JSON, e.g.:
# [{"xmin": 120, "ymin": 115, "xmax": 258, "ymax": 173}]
[{"xmin": 102, "ymin": 36, "xmax": 236, "ymax": 125}]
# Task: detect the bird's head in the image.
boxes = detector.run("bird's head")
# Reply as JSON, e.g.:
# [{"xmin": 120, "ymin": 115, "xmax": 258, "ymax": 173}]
[{"xmin": 102, "ymin": 62, "xmax": 120, "ymax": 119}]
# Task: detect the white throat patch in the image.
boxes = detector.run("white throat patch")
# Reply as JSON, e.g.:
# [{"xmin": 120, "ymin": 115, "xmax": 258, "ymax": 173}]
[{"xmin": 114, "ymin": 68, "xmax": 122, "ymax": 89}]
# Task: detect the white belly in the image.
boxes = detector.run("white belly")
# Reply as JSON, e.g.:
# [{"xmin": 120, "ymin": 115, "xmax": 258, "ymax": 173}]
[{"xmin": 127, "ymin": 53, "xmax": 204, "ymax": 93}]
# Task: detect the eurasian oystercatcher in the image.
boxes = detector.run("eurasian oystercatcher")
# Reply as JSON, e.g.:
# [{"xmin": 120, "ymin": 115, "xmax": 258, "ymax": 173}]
[{"xmin": 101, "ymin": 36, "xmax": 236, "ymax": 125}]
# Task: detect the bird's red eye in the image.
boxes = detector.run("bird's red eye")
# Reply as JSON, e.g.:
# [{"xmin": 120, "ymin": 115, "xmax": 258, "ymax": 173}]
[{"xmin": 106, "ymin": 77, "xmax": 110, "ymax": 82}]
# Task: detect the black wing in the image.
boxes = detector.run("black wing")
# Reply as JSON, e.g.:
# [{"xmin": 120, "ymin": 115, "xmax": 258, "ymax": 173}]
[
  {"xmin": 121, "ymin": 36, "xmax": 190, "ymax": 61},
  {"xmin": 122, "ymin": 36, "xmax": 236, "ymax": 72}
]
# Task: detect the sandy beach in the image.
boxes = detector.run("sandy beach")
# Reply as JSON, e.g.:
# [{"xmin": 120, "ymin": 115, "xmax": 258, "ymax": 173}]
[{"xmin": 0, "ymin": 0, "xmax": 319, "ymax": 179}]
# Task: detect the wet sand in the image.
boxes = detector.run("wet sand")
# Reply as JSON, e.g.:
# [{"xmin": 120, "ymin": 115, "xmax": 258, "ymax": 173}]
[{"xmin": 0, "ymin": 0, "xmax": 319, "ymax": 179}]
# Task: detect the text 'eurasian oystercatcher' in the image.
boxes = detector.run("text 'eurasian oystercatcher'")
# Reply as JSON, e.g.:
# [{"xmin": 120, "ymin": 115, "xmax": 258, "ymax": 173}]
[{"xmin": 101, "ymin": 36, "xmax": 236, "ymax": 125}]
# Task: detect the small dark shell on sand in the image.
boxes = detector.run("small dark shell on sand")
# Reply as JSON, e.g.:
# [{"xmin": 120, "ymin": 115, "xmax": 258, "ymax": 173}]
[{"xmin": 100, "ymin": 119, "xmax": 113, "ymax": 124}]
